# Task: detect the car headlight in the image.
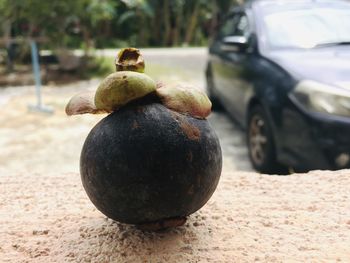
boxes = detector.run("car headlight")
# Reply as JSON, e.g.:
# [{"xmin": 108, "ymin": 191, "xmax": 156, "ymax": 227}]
[{"xmin": 291, "ymin": 80, "xmax": 350, "ymax": 117}]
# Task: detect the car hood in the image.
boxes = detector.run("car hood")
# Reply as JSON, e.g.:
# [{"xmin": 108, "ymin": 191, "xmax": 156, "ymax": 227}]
[{"xmin": 266, "ymin": 46, "xmax": 350, "ymax": 90}]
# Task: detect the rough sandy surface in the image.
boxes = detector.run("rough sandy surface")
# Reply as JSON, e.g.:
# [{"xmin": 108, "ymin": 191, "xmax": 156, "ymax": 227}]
[{"xmin": 1, "ymin": 170, "xmax": 350, "ymax": 262}]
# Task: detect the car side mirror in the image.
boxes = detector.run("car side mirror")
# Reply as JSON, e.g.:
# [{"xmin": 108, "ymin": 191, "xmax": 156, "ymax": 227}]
[{"xmin": 221, "ymin": 36, "xmax": 248, "ymax": 52}]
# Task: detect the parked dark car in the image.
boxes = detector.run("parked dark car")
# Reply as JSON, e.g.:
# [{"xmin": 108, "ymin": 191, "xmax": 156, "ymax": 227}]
[{"xmin": 206, "ymin": 0, "xmax": 350, "ymax": 174}]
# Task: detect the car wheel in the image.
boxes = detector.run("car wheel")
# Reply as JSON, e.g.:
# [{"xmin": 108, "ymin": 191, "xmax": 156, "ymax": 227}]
[{"xmin": 247, "ymin": 105, "xmax": 287, "ymax": 174}]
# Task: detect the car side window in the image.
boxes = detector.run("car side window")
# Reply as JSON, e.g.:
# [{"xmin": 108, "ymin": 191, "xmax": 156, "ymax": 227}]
[
  {"xmin": 218, "ymin": 14, "xmax": 241, "ymax": 39},
  {"xmin": 234, "ymin": 14, "xmax": 250, "ymax": 38}
]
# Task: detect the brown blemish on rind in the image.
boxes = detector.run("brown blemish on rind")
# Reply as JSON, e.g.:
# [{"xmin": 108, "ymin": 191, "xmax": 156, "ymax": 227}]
[
  {"xmin": 137, "ymin": 217, "xmax": 187, "ymax": 231},
  {"xmin": 132, "ymin": 120, "xmax": 139, "ymax": 130},
  {"xmin": 171, "ymin": 111, "xmax": 201, "ymax": 141},
  {"xmin": 188, "ymin": 184, "xmax": 194, "ymax": 195},
  {"xmin": 180, "ymin": 121, "xmax": 200, "ymax": 141},
  {"xmin": 135, "ymin": 105, "xmax": 145, "ymax": 114},
  {"xmin": 187, "ymin": 151, "xmax": 193, "ymax": 162}
]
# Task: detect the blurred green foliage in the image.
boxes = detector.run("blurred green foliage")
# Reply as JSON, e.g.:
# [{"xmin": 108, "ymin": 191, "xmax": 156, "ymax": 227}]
[{"xmin": 0, "ymin": 0, "xmax": 243, "ymax": 50}]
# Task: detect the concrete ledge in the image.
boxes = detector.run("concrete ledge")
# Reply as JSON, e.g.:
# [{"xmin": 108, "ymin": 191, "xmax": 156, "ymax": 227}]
[{"xmin": 1, "ymin": 170, "xmax": 350, "ymax": 262}]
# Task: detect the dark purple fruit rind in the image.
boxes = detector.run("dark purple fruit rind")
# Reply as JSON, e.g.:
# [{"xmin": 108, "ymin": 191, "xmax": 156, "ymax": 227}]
[{"xmin": 80, "ymin": 102, "xmax": 222, "ymax": 224}]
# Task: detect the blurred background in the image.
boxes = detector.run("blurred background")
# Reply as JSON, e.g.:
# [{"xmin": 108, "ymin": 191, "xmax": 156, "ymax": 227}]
[
  {"xmin": 0, "ymin": 0, "xmax": 243, "ymax": 86},
  {"xmin": 0, "ymin": 0, "xmax": 243, "ymax": 50},
  {"xmin": 0, "ymin": 0, "xmax": 250, "ymax": 178},
  {"xmin": 1, "ymin": 0, "xmax": 350, "ymax": 176}
]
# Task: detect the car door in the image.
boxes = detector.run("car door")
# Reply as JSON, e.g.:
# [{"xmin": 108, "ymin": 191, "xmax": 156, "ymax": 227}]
[
  {"xmin": 211, "ymin": 12, "xmax": 254, "ymax": 124},
  {"xmin": 210, "ymin": 12, "xmax": 241, "ymax": 105}
]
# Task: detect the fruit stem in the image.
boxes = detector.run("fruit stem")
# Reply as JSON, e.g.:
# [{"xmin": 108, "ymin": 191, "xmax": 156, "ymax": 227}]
[{"xmin": 115, "ymin": 48, "xmax": 145, "ymax": 73}]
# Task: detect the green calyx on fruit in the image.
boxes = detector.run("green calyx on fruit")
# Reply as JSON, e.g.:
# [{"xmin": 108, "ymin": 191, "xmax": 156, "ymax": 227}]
[
  {"xmin": 156, "ymin": 84, "xmax": 212, "ymax": 119},
  {"xmin": 65, "ymin": 91, "xmax": 107, "ymax": 116},
  {"xmin": 116, "ymin": 48, "xmax": 145, "ymax": 73},
  {"xmin": 94, "ymin": 48, "xmax": 156, "ymax": 111},
  {"xmin": 65, "ymin": 47, "xmax": 212, "ymax": 118},
  {"xmin": 65, "ymin": 48, "xmax": 155, "ymax": 116},
  {"xmin": 94, "ymin": 71, "xmax": 156, "ymax": 112}
]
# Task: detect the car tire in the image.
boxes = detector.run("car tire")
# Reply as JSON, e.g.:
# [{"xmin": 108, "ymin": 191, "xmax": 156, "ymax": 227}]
[{"xmin": 247, "ymin": 105, "xmax": 288, "ymax": 174}]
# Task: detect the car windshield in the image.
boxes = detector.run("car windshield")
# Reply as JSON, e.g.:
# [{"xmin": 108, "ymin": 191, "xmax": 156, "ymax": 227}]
[{"xmin": 263, "ymin": 7, "xmax": 350, "ymax": 49}]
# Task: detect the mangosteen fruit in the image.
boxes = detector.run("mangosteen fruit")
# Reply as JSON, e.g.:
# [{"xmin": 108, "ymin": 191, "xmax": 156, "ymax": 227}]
[{"xmin": 66, "ymin": 48, "xmax": 222, "ymax": 230}]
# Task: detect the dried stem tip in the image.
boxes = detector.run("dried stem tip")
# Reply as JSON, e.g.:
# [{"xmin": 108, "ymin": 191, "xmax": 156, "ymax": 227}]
[{"xmin": 116, "ymin": 48, "xmax": 145, "ymax": 73}]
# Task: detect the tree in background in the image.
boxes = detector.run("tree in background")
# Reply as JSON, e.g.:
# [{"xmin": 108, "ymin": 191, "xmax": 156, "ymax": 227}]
[
  {"xmin": 0, "ymin": 0, "xmax": 243, "ymax": 51},
  {"xmin": 117, "ymin": 0, "xmax": 243, "ymax": 47}
]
